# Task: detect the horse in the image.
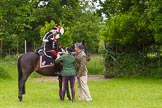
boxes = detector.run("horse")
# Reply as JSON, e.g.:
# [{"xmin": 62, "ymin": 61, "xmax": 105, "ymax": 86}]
[{"xmin": 17, "ymin": 41, "xmax": 89, "ymax": 102}]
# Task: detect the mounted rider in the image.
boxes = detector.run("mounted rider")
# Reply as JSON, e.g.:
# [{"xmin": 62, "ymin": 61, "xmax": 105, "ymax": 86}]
[{"xmin": 42, "ymin": 25, "xmax": 64, "ymax": 59}]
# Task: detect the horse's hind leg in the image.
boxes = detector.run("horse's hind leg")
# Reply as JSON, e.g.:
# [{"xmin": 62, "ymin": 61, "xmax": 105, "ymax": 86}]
[
  {"xmin": 18, "ymin": 71, "xmax": 32, "ymax": 101},
  {"xmin": 18, "ymin": 76, "xmax": 27, "ymax": 101}
]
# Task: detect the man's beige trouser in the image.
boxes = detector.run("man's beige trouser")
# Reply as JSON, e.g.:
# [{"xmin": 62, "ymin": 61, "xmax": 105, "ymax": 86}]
[{"xmin": 78, "ymin": 72, "xmax": 92, "ymax": 101}]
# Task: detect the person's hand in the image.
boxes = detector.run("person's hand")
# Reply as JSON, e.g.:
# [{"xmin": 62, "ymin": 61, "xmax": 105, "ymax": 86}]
[{"xmin": 57, "ymin": 53, "xmax": 60, "ymax": 58}]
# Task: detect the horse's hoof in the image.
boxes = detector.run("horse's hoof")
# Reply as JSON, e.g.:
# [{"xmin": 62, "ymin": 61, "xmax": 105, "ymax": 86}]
[
  {"xmin": 60, "ymin": 97, "xmax": 62, "ymax": 100},
  {"xmin": 18, "ymin": 94, "xmax": 22, "ymax": 102},
  {"xmin": 68, "ymin": 97, "xmax": 72, "ymax": 100}
]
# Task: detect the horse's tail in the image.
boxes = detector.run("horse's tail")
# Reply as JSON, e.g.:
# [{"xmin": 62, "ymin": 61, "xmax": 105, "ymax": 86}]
[{"xmin": 18, "ymin": 55, "xmax": 23, "ymax": 83}]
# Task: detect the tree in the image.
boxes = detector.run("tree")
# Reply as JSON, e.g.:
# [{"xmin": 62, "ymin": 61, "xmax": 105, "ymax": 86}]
[
  {"xmin": 145, "ymin": 0, "xmax": 162, "ymax": 44},
  {"xmin": 0, "ymin": 0, "xmax": 102, "ymax": 55},
  {"xmin": 70, "ymin": 12, "xmax": 101, "ymax": 52},
  {"xmin": 98, "ymin": 0, "xmax": 157, "ymax": 52},
  {"xmin": 97, "ymin": 0, "xmax": 162, "ymax": 77},
  {"xmin": 97, "ymin": 0, "xmax": 132, "ymax": 18}
]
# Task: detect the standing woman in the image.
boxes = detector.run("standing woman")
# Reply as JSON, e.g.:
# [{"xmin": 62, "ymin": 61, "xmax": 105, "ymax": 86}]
[
  {"xmin": 75, "ymin": 43, "xmax": 92, "ymax": 102},
  {"xmin": 55, "ymin": 47, "xmax": 76, "ymax": 102}
]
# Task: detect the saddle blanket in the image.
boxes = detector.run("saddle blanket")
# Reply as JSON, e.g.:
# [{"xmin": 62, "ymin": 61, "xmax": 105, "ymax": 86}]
[{"xmin": 40, "ymin": 55, "xmax": 54, "ymax": 68}]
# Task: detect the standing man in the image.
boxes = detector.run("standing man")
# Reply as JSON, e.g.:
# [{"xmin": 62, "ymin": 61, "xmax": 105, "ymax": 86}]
[{"xmin": 75, "ymin": 43, "xmax": 92, "ymax": 102}]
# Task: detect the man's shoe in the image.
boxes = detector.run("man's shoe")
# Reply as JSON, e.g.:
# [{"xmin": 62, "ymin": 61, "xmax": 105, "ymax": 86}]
[
  {"xmin": 78, "ymin": 99, "xmax": 83, "ymax": 101},
  {"xmin": 86, "ymin": 99, "xmax": 92, "ymax": 102}
]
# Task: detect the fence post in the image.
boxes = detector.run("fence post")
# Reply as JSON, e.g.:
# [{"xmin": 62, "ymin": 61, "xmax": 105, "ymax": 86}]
[
  {"xmin": 33, "ymin": 41, "xmax": 35, "ymax": 51},
  {"xmin": 157, "ymin": 45, "xmax": 161, "ymax": 67},
  {"xmin": 159, "ymin": 51, "xmax": 161, "ymax": 67},
  {"xmin": 0, "ymin": 39, "xmax": 2, "ymax": 57},
  {"xmin": 9, "ymin": 49, "xmax": 10, "ymax": 56},
  {"xmin": 142, "ymin": 42, "xmax": 145, "ymax": 69},
  {"xmin": 17, "ymin": 40, "xmax": 19, "ymax": 55},
  {"xmin": 25, "ymin": 40, "xmax": 27, "ymax": 53}
]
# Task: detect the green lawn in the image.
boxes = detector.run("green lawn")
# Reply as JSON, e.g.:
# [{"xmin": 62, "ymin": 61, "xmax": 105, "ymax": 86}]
[
  {"xmin": 1, "ymin": 78, "xmax": 162, "ymax": 108},
  {"xmin": 87, "ymin": 54, "xmax": 103, "ymax": 74},
  {"xmin": 1, "ymin": 56, "xmax": 162, "ymax": 108}
]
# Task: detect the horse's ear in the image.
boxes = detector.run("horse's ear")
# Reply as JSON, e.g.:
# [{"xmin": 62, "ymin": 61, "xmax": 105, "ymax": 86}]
[{"xmin": 82, "ymin": 40, "xmax": 85, "ymax": 45}]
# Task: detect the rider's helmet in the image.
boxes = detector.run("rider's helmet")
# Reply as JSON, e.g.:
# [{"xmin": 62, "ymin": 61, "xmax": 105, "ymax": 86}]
[
  {"xmin": 52, "ymin": 26, "xmax": 64, "ymax": 35},
  {"xmin": 52, "ymin": 25, "xmax": 64, "ymax": 41}
]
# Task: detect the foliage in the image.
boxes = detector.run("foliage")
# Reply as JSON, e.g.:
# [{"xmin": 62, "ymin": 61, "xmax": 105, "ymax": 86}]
[
  {"xmin": 0, "ymin": 0, "xmax": 101, "ymax": 56},
  {"xmin": 101, "ymin": 11, "xmax": 153, "ymax": 52},
  {"xmin": 0, "ymin": 55, "xmax": 18, "ymax": 79},
  {"xmin": 103, "ymin": 49, "xmax": 162, "ymax": 78},
  {"xmin": 39, "ymin": 20, "xmax": 56, "ymax": 39},
  {"xmin": 98, "ymin": 0, "xmax": 162, "ymax": 49},
  {"xmin": 71, "ymin": 12, "xmax": 101, "ymax": 52},
  {"xmin": 146, "ymin": 0, "xmax": 162, "ymax": 44},
  {"xmin": 1, "ymin": 0, "xmax": 162, "ymax": 77},
  {"xmin": 0, "ymin": 66, "xmax": 10, "ymax": 79},
  {"xmin": 97, "ymin": 0, "xmax": 162, "ymax": 77}
]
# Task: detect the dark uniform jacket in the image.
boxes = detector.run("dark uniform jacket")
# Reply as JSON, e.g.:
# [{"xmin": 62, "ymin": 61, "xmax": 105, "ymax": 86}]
[{"xmin": 43, "ymin": 32, "xmax": 59, "ymax": 52}]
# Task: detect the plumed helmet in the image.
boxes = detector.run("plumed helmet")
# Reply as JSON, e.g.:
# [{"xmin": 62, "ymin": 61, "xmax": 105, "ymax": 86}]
[{"xmin": 52, "ymin": 25, "xmax": 64, "ymax": 35}]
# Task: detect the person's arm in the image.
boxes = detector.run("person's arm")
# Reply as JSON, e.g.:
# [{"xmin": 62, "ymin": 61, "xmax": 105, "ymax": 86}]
[
  {"xmin": 55, "ymin": 54, "xmax": 62, "ymax": 63},
  {"xmin": 43, "ymin": 32, "xmax": 50, "ymax": 42},
  {"xmin": 77, "ymin": 55, "xmax": 87, "ymax": 77}
]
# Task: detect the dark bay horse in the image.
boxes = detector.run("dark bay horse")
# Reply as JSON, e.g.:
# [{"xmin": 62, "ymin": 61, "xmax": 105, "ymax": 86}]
[
  {"xmin": 18, "ymin": 51, "xmax": 71, "ymax": 101},
  {"xmin": 17, "ymin": 41, "xmax": 90, "ymax": 102}
]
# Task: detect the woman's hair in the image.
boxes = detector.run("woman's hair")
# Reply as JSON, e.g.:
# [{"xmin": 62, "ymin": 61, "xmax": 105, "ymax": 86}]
[
  {"xmin": 75, "ymin": 43, "xmax": 84, "ymax": 50},
  {"xmin": 66, "ymin": 47, "xmax": 73, "ymax": 54}
]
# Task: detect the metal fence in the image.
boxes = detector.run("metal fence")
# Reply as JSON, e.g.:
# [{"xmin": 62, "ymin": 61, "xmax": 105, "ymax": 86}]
[
  {"xmin": 104, "ymin": 44, "xmax": 162, "ymax": 77},
  {"xmin": 0, "ymin": 39, "xmax": 41, "ymax": 57}
]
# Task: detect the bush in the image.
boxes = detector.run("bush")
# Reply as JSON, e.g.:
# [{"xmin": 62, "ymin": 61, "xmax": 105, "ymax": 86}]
[
  {"xmin": 103, "ymin": 50, "xmax": 120, "ymax": 78},
  {"xmin": 4, "ymin": 55, "xmax": 19, "ymax": 62},
  {"xmin": 0, "ymin": 55, "xmax": 18, "ymax": 79},
  {"xmin": 0, "ymin": 66, "xmax": 10, "ymax": 79},
  {"xmin": 103, "ymin": 50, "xmax": 162, "ymax": 78}
]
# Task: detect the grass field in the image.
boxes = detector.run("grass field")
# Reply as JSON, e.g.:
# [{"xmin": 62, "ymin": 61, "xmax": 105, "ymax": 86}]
[
  {"xmin": 1, "ymin": 56, "xmax": 162, "ymax": 108},
  {"xmin": 1, "ymin": 77, "xmax": 162, "ymax": 108},
  {"xmin": 87, "ymin": 54, "xmax": 103, "ymax": 75}
]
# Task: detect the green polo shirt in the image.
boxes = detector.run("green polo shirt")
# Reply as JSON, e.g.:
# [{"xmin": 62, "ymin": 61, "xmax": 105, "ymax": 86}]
[{"xmin": 55, "ymin": 54, "xmax": 76, "ymax": 76}]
